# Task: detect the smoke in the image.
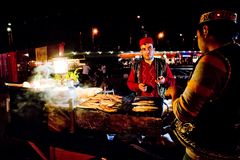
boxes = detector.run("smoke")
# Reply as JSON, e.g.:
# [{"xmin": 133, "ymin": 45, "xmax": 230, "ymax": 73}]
[
  {"xmin": 24, "ymin": 64, "xmax": 78, "ymax": 107},
  {"xmin": 18, "ymin": 63, "xmax": 102, "ymax": 110},
  {"xmin": 10, "ymin": 64, "xmax": 82, "ymax": 128},
  {"xmin": 32, "ymin": 63, "xmax": 54, "ymax": 78}
]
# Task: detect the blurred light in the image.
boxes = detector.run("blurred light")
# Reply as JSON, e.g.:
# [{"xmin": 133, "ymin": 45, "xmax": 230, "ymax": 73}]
[
  {"xmin": 72, "ymin": 51, "xmax": 77, "ymax": 55},
  {"xmin": 52, "ymin": 57, "xmax": 68, "ymax": 74},
  {"xmin": 158, "ymin": 32, "xmax": 164, "ymax": 39},
  {"xmin": 92, "ymin": 28, "xmax": 98, "ymax": 35},
  {"xmin": 7, "ymin": 27, "xmax": 12, "ymax": 32}
]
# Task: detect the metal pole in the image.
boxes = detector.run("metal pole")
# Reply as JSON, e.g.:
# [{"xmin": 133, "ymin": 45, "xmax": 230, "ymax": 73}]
[
  {"xmin": 92, "ymin": 32, "xmax": 95, "ymax": 50},
  {"xmin": 92, "ymin": 28, "xmax": 95, "ymax": 51},
  {"xmin": 79, "ymin": 31, "xmax": 82, "ymax": 51}
]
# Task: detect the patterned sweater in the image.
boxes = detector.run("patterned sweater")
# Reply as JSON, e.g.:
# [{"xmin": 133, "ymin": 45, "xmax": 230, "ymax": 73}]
[{"xmin": 173, "ymin": 42, "xmax": 240, "ymax": 158}]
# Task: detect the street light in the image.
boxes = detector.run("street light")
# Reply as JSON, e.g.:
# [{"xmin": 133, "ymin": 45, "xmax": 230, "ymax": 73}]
[
  {"xmin": 136, "ymin": 15, "xmax": 146, "ymax": 36},
  {"xmin": 157, "ymin": 31, "xmax": 165, "ymax": 50},
  {"xmin": 179, "ymin": 33, "xmax": 185, "ymax": 49},
  {"xmin": 92, "ymin": 27, "xmax": 98, "ymax": 50},
  {"xmin": 158, "ymin": 32, "xmax": 164, "ymax": 39},
  {"xmin": 7, "ymin": 22, "xmax": 13, "ymax": 47}
]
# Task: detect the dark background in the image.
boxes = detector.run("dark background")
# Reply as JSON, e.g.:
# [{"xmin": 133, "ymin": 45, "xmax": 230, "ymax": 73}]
[{"xmin": 0, "ymin": 0, "xmax": 239, "ymax": 52}]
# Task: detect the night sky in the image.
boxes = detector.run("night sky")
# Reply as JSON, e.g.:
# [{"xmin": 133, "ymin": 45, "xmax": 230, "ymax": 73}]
[{"xmin": 0, "ymin": 0, "xmax": 239, "ymax": 53}]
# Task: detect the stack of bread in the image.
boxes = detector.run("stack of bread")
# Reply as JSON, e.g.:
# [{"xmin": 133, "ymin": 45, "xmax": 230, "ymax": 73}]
[{"xmin": 77, "ymin": 94, "xmax": 122, "ymax": 113}]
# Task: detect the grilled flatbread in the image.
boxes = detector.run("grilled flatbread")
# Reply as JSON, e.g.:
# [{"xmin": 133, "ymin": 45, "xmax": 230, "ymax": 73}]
[
  {"xmin": 92, "ymin": 94, "xmax": 122, "ymax": 103},
  {"xmin": 77, "ymin": 94, "xmax": 121, "ymax": 112},
  {"xmin": 132, "ymin": 100, "xmax": 155, "ymax": 106},
  {"xmin": 132, "ymin": 106, "xmax": 159, "ymax": 112},
  {"xmin": 100, "ymin": 100, "xmax": 115, "ymax": 107},
  {"xmin": 97, "ymin": 105, "xmax": 118, "ymax": 113}
]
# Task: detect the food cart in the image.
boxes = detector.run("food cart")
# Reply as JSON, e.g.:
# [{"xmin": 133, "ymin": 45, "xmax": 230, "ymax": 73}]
[
  {"xmin": 3, "ymin": 57, "xmax": 183, "ymax": 159},
  {"xmin": 4, "ymin": 83, "xmax": 183, "ymax": 160}
]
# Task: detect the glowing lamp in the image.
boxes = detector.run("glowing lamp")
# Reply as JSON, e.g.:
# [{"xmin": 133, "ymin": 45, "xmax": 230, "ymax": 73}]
[{"xmin": 53, "ymin": 57, "xmax": 68, "ymax": 74}]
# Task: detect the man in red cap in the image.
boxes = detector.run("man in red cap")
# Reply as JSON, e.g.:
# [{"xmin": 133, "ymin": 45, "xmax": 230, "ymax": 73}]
[{"xmin": 127, "ymin": 36, "xmax": 175, "ymax": 98}]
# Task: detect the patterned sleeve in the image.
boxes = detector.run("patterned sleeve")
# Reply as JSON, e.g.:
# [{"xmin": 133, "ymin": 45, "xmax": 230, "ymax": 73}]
[
  {"xmin": 164, "ymin": 64, "xmax": 176, "ymax": 88},
  {"xmin": 127, "ymin": 67, "xmax": 140, "ymax": 92},
  {"xmin": 173, "ymin": 55, "xmax": 227, "ymax": 122}
]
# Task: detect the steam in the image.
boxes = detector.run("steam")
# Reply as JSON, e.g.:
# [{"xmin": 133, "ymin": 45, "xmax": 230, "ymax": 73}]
[
  {"xmin": 25, "ymin": 64, "xmax": 78, "ymax": 107},
  {"xmin": 20, "ymin": 63, "xmax": 102, "ymax": 109}
]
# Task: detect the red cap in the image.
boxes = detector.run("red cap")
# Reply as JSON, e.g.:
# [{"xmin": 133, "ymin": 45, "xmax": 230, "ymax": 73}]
[{"xmin": 139, "ymin": 37, "xmax": 153, "ymax": 47}]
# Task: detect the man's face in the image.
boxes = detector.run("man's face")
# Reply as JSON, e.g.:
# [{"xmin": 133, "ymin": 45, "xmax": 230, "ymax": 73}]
[{"xmin": 140, "ymin": 43, "xmax": 154, "ymax": 61}]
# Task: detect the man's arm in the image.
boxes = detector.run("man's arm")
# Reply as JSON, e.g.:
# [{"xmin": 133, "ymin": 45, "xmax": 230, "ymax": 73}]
[
  {"xmin": 171, "ymin": 55, "xmax": 227, "ymax": 122},
  {"xmin": 127, "ymin": 68, "xmax": 140, "ymax": 92},
  {"xmin": 164, "ymin": 64, "xmax": 175, "ymax": 88}
]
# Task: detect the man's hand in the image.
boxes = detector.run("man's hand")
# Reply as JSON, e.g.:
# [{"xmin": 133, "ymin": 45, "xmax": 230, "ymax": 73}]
[
  {"xmin": 139, "ymin": 83, "xmax": 147, "ymax": 92},
  {"xmin": 165, "ymin": 84, "xmax": 184, "ymax": 101},
  {"xmin": 165, "ymin": 85, "xmax": 177, "ymax": 101},
  {"xmin": 155, "ymin": 76, "xmax": 165, "ymax": 85}
]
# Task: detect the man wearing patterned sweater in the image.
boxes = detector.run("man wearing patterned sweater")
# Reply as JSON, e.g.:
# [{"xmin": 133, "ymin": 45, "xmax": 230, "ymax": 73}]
[{"xmin": 167, "ymin": 10, "xmax": 240, "ymax": 160}]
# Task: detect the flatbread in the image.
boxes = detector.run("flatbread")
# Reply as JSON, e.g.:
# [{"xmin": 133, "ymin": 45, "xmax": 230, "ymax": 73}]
[
  {"xmin": 132, "ymin": 101, "xmax": 155, "ymax": 106},
  {"xmin": 97, "ymin": 105, "xmax": 118, "ymax": 113},
  {"xmin": 76, "ymin": 94, "xmax": 122, "ymax": 112},
  {"xmin": 132, "ymin": 106, "xmax": 159, "ymax": 112}
]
